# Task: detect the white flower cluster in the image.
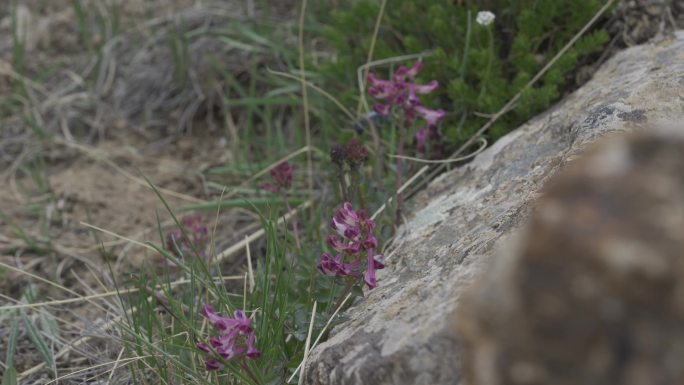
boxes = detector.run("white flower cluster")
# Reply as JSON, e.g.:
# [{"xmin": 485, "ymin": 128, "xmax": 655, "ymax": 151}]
[{"xmin": 476, "ymin": 11, "xmax": 496, "ymax": 26}]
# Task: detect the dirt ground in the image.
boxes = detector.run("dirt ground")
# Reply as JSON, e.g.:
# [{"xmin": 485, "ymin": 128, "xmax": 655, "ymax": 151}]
[{"xmin": 0, "ymin": 1, "xmax": 289, "ymax": 381}]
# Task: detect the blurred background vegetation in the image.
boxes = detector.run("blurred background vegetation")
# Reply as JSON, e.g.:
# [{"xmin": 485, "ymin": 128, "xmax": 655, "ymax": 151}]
[{"xmin": 315, "ymin": 0, "xmax": 610, "ymax": 142}]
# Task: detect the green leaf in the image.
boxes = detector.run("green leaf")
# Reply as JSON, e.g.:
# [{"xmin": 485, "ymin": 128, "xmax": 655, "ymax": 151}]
[
  {"xmin": 2, "ymin": 367, "xmax": 17, "ymax": 385},
  {"xmin": 5, "ymin": 320, "xmax": 19, "ymax": 368},
  {"xmin": 21, "ymin": 311, "xmax": 55, "ymax": 370}
]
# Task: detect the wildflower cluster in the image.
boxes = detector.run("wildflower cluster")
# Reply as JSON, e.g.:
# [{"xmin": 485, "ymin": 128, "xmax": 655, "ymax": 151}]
[
  {"xmin": 367, "ymin": 61, "xmax": 445, "ymax": 155},
  {"xmin": 318, "ymin": 202, "xmax": 385, "ymax": 289},
  {"xmin": 196, "ymin": 305, "xmax": 260, "ymax": 370},
  {"xmin": 330, "ymin": 138, "xmax": 369, "ymax": 169},
  {"xmin": 166, "ymin": 214, "xmax": 209, "ymax": 260},
  {"xmin": 261, "ymin": 161, "xmax": 294, "ymax": 193}
]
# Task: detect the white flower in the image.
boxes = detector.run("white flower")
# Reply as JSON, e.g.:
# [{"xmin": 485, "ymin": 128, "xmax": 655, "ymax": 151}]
[{"xmin": 476, "ymin": 11, "xmax": 495, "ymax": 26}]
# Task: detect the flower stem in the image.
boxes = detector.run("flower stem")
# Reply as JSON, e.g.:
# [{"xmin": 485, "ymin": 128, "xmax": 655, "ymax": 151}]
[
  {"xmin": 336, "ymin": 166, "xmax": 348, "ymax": 202},
  {"xmin": 349, "ymin": 165, "xmax": 366, "ymax": 210},
  {"xmin": 331, "ymin": 277, "xmax": 356, "ymax": 316},
  {"xmin": 394, "ymin": 125, "xmax": 405, "ymax": 226}
]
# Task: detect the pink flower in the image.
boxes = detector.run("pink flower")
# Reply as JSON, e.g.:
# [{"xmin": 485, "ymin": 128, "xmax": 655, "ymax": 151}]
[
  {"xmin": 367, "ymin": 61, "xmax": 444, "ymax": 131},
  {"xmin": 415, "ymin": 125, "xmax": 445, "ymax": 156},
  {"xmin": 318, "ymin": 202, "xmax": 385, "ymax": 289},
  {"xmin": 262, "ymin": 161, "xmax": 294, "ymax": 193},
  {"xmin": 344, "ymin": 139, "xmax": 369, "ymax": 167},
  {"xmin": 415, "ymin": 106, "xmax": 445, "ymax": 127},
  {"xmin": 196, "ymin": 305, "xmax": 260, "ymax": 370},
  {"xmin": 317, "ymin": 253, "xmax": 360, "ymax": 277},
  {"xmin": 165, "ymin": 214, "xmax": 209, "ymax": 262},
  {"xmin": 329, "ymin": 139, "xmax": 370, "ymax": 169}
]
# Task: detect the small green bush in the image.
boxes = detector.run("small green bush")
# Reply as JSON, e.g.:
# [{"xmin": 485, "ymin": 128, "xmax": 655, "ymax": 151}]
[{"xmin": 314, "ymin": 0, "xmax": 610, "ymax": 147}]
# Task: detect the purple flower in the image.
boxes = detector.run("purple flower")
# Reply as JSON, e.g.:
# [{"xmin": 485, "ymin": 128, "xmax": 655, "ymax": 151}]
[
  {"xmin": 196, "ymin": 341, "xmax": 211, "ymax": 353},
  {"xmin": 318, "ymin": 202, "xmax": 385, "ymax": 289},
  {"xmin": 330, "ymin": 139, "xmax": 369, "ymax": 170},
  {"xmin": 367, "ymin": 61, "xmax": 444, "ymax": 128},
  {"xmin": 262, "ymin": 161, "xmax": 294, "ymax": 193},
  {"xmin": 415, "ymin": 125, "xmax": 444, "ymax": 156},
  {"xmin": 205, "ymin": 360, "xmax": 222, "ymax": 371},
  {"xmin": 196, "ymin": 305, "xmax": 260, "ymax": 370},
  {"xmin": 165, "ymin": 214, "xmax": 209, "ymax": 262},
  {"xmin": 344, "ymin": 139, "xmax": 369, "ymax": 167},
  {"xmin": 327, "ymin": 235, "xmax": 361, "ymax": 256},
  {"xmin": 372, "ymin": 253, "xmax": 385, "ymax": 269},
  {"xmin": 415, "ymin": 106, "xmax": 445, "ymax": 127},
  {"xmin": 318, "ymin": 252, "xmax": 360, "ymax": 277},
  {"xmin": 364, "ymin": 253, "xmax": 386, "ymax": 289},
  {"xmin": 246, "ymin": 333, "xmax": 261, "ymax": 359},
  {"xmin": 330, "ymin": 144, "xmax": 347, "ymax": 166}
]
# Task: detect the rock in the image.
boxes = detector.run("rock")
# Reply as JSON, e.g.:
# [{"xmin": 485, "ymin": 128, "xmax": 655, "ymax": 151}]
[
  {"xmin": 303, "ymin": 32, "xmax": 684, "ymax": 385},
  {"xmin": 458, "ymin": 127, "xmax": 684, "ymax": 385}
]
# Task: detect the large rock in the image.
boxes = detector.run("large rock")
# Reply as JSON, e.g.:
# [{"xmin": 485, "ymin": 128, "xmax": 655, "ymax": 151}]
[
  {"xmin": 304, "ymin": 32, "xmax": 684, "ymax": 385},
  {"xmin": 458, "ymin": 127, "xmax": 684, "ymax": 385}
]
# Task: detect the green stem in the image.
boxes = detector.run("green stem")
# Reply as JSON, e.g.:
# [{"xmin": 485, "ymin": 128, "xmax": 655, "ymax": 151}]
[
  {"xmin": 331, "ymin": 278, "xmax": 356, "ymax": 317},
  {"xmin": 460, "ymin": 10, "xmax": 472, "ymax": 78},
  {"xmin": 394, "ymin": 123, "xmax": 406, "ymax": 226},
  {"xmin": 478, "ymin": 26, "xmax": 495, "ymax": 102},
  {"xmin": 349, "ymin": 165, "xmax": 366, "ymax": 210},
  {"xmin": 336, "ymin": 166, "xmax": 349, "ymax": 202}
]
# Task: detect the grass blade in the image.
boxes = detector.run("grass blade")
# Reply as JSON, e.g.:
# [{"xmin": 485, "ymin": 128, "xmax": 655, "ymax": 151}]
[
  {"xmin": 20, "ymin": 311, "xmax": 55, "ymax": 371},
  {"xmin": 5, "ymin": 320, "xmax": 19, "ymax": 367},
  {"xmin": 181, "ymin": 197, "xmax": 305, "ymax": 211},
  {"xmin": 2, "ymin": 367, "xmax": 17, "ymax": 385}
]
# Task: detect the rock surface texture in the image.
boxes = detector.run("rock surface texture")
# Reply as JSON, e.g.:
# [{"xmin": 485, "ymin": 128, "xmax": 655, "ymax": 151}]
[
  {"xmin": 458, "ymin": 128, "xmax": 684, "ymax": 385},
  {"xmin": 304, "ymin": 32, "xmax": 684, "ymax": 385}
]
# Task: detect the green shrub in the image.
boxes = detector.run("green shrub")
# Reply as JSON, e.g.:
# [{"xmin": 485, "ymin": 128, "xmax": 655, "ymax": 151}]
[{"xmin": 314, "ymin": 0, "xmax": 610, "ymax": 147}]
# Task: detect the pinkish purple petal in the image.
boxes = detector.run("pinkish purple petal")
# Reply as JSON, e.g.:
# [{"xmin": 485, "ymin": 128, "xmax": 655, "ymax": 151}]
[
  {"xmin": 268, "ymin": 161, "xmax": 294, "ymax": 191},
  {"xmin": 261, "ymin": 182, "xmax": 278, "ymax": 193},
  {"xmin": 364, "ymin": 271, "xmax": 377, "ymax": 289},
  {"xmin": 373, "ymin": 254, "xmax": 385, "ymax": 269},
  {"xmin": 205, "ymin": 359, "xmax": 222, "ymax": 371},
  {"xmin": 364, "ymin": 248, "xmax": 378, "ymax": 289},
  {"xmin": 373, "ymin": 103, "xmax": 391, "ymax": 116},
  {"xmin": 368, "ymin": 84, "xmax": 396, "ymax": 99},
  {"xmin": 415, "ymin": 127, "xmax": 428, "ymax": 153},
  {"xmin": 196, "ymin": 341, "xmax": 211, "ymax": 353},
  {"xmin": 415, "ymin": 106, "xmax": 446, "ymax": 127},
  {"xmin": 405, "ymin": 61, "xmax": 423, "ymax": 78},
  {"xmin": 317, "ymin": 253, "xmax": 339, "ymax": 276},
  {"xmin": 411, "ymin": 80, "xmax": 438, "ymax": 94},
  {"xmin": 392, "ymin": 66, "xmax": 408, "ymax": 83},
  {"xmin": 246, "ymin": 333, "xmax": 261, "ymax": 359},
  {"xmin": 327, "ymin": 235, "xmax": 360, "ymax": 255},
  {"xmin": 367, "ymin": 73, "xmax": 392, "ymax": 88}
]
